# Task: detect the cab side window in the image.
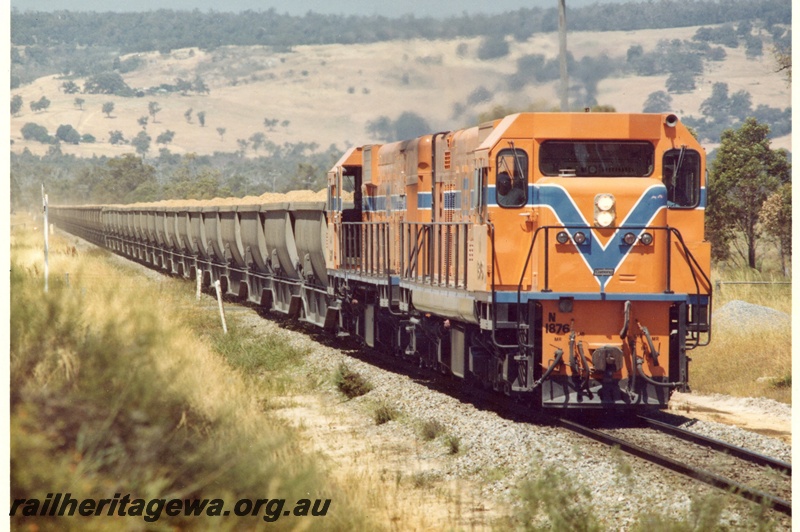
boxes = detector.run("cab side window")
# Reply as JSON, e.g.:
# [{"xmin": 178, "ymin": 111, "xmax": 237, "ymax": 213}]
[
  {"xmin": 663, "ymin": 149, "xmax": 700, "ymax": 208},
  {"xmin": 496, "ymin": 149, "xmax": 528, "ymax": 208}
]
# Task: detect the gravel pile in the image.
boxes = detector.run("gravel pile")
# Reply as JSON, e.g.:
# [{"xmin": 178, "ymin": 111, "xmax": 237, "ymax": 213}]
[
  {"xmin": 251, "ymin": 315, "xmax": 792, "ymax": 530},
  {"xmin": 713, "ymin": 300, "xmax": 791, "ymax": 332}
]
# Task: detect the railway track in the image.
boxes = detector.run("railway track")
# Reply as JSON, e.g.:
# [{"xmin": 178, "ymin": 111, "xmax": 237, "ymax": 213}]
[
  {"xmin": 557, "ymin": 416, "xmax": 792, "ymax": 516},
  {"xmin": 273, "ymin": 317, "xmax": 793, "ymax": 519}
]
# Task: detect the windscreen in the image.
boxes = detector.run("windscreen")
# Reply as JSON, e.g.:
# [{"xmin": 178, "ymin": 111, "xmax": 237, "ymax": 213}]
[{"xmin": 539, "ymin": 141, "xmax": 655, "ymax": 177}]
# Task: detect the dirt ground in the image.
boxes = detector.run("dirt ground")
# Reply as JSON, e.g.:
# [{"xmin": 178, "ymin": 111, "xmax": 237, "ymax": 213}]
[{"xmin": 668, "ymin": 391, "xmax": 791, "ymax": 444}]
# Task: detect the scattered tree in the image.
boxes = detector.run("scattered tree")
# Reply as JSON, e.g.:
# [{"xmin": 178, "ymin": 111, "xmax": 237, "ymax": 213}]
[
  {"xmin": 175, "ymin": 78, "xmax": 193, "ymax": 95},
  {"xmin": 264, "ymin": 118, "xmax": 279, "ymax": 131},
  {"xmin": 108, "ymin": 130, "xmax": 126, "ymax": 144},
  {"xmin": 197, "ymin": 110, "xmax": 206, "ymax": 127},
  {"xmin": 148, "ymin": 101, "xmax": 162, "ymax": 122},
  {"xmin": 11, "ymin": 95, "xmax": 23, "ymax": 116},
  {"xmin": 131, "ymin": 130, "xmax": 152, "ymax": 157},
  {"xmin": 29, "ymin": 96, "xmax": 51, "ymax": 112},
  {"xmin": 216, "ymin": 127, "xmax": 226, "ymax": 141},
  {"xmin": 759, "ymin": 183, "xmax": 792, "ymax": 276},
  {"xmin": 249, "ymin": 132, "xmax": 266, "ymax": 152},
  {"xmin": 84, "ymin": 71, "xmax": 133, "ymax": 96},
  {"xmin": 366, "ymin": 112, "xmax": 430, "ymax": 142},
  {"xmin": 236, "ymin": 138, "xmax": 248, "ymax": 156},
  {"xmin": 102, "ymin": 101, "xmax": 115, "ymax": 118},
  {"xmin": 192, "ymin": 76, "xmax": 210, "ymax": 94},
  {"xmin": 665, "ymin": 71, "xmax": 696, "ymax": 93},
  {"xmin": 55, "ymin": 124, "xmax": 81, "ymax": 144},
  {"xmin": 477, "ymin": 35, "xmax": 510, "ymax": 60},
  {"xmin": 773, "ymin": 45, "xmax": 791, "ymax": 83},
  {"xmin": 642, "ymin": 91, "xmax": 672, "ymax": 113},
  {"xmin": 184, "ymin": 108, "xmax": 193, "ymax": 123},
  {"xmin": 21, "ymin": 122, "xmax": 54, "ymax": 143},
  {"xmin": 74, "ymin": 97, "xmax": 85, "ymax": 110},
  {"xmin": 61, "ymin": 80, "xmax": 80, "ymax": 94},
  {"xmin": 138, "ymin": 116, "xmax": 149, "ymax": 129},
  {"xmin": 706, "ymin": 118, "xmax": 791, "ymax": 268},
  {"xmin": 156, "ymin": 130, "xmax": 175, "ymax": 145}
]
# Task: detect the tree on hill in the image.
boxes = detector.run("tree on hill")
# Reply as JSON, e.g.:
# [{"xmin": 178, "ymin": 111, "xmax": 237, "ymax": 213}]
[
  {"xmin": 138, "ymin": 116, "xmax": 149, "ymax": 129},
  {"xmin": 29, "ymin": 96, "xmax": 51, "ymax": 112},
  {"xmin": 56, "ymin": 124, "xmax": 81, "ymax": 145},
  {"xmin": 197, "ymin": 111, "xmax": 206, "ymax": 127},
  {"xmin": 11, "ymin": 95, "xmax": 23, "ymax": 116},
  {"xmin": 477, "ymin": 35, "xmax": 510, "ymax": 60},
  {"xmin": 61, "ymin": 80, "xmax": 80, "ymax": 94},
  {"xmin": 642, "ymin": 91, "xmax": 672, "ymax": 113},
  {"xmin": 148, "ymin": 101, "xmax": 161, "ymax": 123},
  {"xmin": 108, "ymin": 130, "xmax": 126, "ymax": 144},
  {"xmin": 102, "ymin": 101, "xmax": 115, "ymax": 118},
  {"xmin": 249, "ymin": 132, "xmax": 267, "ymax": 153},
  {"xmin": 184, "ymin": 108, "xmax": 193, "ymax": 123},
  {"xmin": 216, "ymin": 127, "xmax": 226, "ymax": 141},
  {"xmin": 156, "ymin": 130, "xmax": 175, "ymax": 145},
  {"xmin": 366, "ymin": 112, "xmax": 431, "ymax": 143},
  {"xmin": 74, "ymin": 97, "xmax": 85, "ymax": 110},
  {"xmin": 84, "ymin": 71, "xmax": 134, "ymax": 96},
  {"xmin": 706, "ymin": 118, "xmax": 791, "ymax": 269},
  {"xmin": 21, "ymin": 123, "xmax": 54, "ymax": 144},
  {"xmin": 131, "ymin": 131, "xmax": 151, "ymax": 157}
]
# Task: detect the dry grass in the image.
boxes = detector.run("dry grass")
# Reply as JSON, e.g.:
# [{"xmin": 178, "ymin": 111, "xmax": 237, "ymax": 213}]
[
  {"xmin": 688, "ymin": 265, "xmax": 792, "ymax": 404},
  {"xmin": 10, "ymin": 216, "xmax": 372, "ymax": 530}
]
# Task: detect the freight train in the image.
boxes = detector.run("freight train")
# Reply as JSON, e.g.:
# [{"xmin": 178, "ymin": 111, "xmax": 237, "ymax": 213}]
[{"xmin": 51, "ymin": 112, "xmax": 712, "ymax": 411}]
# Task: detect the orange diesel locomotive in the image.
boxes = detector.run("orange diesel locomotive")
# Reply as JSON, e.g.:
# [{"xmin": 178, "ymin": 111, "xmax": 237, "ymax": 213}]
[
  {"xmin": 52, "ymin": 112, "xmax": 712, "ymax": 412},
  {"xmin": 327, "ymin": 112, "xmax": 711, "ymax": 409}
]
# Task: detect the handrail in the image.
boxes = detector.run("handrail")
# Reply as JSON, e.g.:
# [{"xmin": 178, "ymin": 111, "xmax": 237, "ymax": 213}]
[{"xmin": 399, "ymin": 221, "xmax": 470, "ymax": 289}]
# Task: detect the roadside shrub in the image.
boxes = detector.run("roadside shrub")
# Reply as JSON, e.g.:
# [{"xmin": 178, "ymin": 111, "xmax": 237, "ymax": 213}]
[
  {"xmin": 444, "ymin": 433, "xmax": 460, "ymax": 455},
  {"xmin": 372, "ymin": 401, "xmax": 399, "ymax": 425},
  {"xmin": 334, "ymin": 363, "xmax": 372, "ymax": 399},
  {"xmin": 419, "ymin": 419, "xmax": 446, "ymax": 441}
]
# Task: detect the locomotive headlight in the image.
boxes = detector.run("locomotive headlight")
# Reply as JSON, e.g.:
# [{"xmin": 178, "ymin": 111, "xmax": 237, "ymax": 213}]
[
  {"xmin": 594, "ymin": 194, "xmax": 616, "ymax": 227},
  {"xmin": 596, "ymin": 210, "xmax": 615, "ymax": 227},
  {"xmin": 573, "ymin": 231, "xmax": 587, "ymax": 245},
  {"xmin": 640, "ymin": 232, "xmax": 654, "ymax": 246},
  {"xmin": 556, "ymin": 231, "xmax": 570, "ymax": 244},
  {"xmin": 596, "ymin": 194, "xmax": 615, "ymax": 211}
]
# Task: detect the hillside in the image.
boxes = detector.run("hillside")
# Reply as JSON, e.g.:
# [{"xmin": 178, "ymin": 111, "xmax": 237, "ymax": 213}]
[{"xmin": 10, "ymin": 25, "xmax": 792, "ymax": 160}]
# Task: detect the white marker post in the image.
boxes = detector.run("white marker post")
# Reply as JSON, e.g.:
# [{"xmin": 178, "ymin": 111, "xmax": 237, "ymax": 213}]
[
  {"xmin": 213, "ymin": 279, "xmax": 228, "ymax": 334},
  {"xmin": 196, "ymin": 269, "xmax": 202, "ymax": 300},
  {"xmin": 42, "ymin": 185, "xmax": 49, "ymax": 293}
]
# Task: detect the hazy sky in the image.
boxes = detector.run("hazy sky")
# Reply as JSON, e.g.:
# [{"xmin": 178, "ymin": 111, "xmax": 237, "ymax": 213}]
[{"xmin": 10, "ymin": 0, "xmax": 622, "ymax": 18}]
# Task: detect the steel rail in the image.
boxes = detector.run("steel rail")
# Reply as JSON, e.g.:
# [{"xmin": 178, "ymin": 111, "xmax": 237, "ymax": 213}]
[
  {"xmin": 638, "ymin": 416, "xmax": 791, "ymax": 476},
  {"xmin": 557, "ymin": 417, "xmax": 791, "ymax": 516}
]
